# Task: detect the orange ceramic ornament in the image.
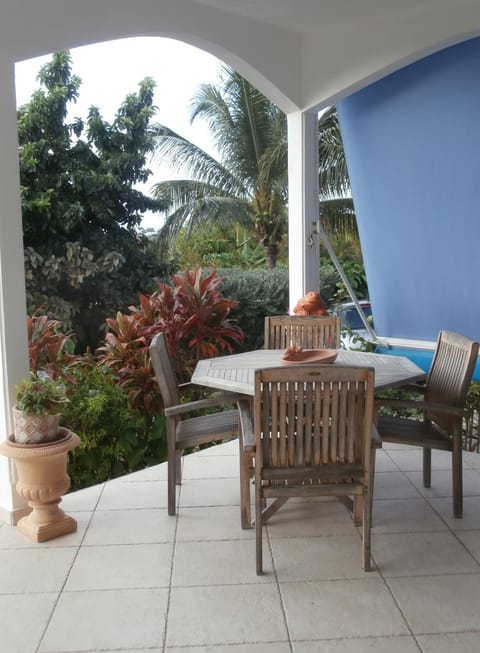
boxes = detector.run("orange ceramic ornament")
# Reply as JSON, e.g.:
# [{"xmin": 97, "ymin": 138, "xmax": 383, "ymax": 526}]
[{"xmin": 292, "ymin": 291, "xmax": 328, "ymax": 316}]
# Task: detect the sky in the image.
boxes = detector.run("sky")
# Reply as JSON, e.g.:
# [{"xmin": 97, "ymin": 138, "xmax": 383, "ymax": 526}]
[{"xmin": 14, "ymin": 37, "xmax": 223, "ymax": 230}]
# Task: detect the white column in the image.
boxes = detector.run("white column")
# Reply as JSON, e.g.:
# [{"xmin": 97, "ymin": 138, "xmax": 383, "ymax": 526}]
[
  {"xmin": 0, "ymin": 56, "xmax": 29, "ymax": 524},
  {"xmin": 287, "ymin": 110, "xmax": 320, "ymax": 312}
]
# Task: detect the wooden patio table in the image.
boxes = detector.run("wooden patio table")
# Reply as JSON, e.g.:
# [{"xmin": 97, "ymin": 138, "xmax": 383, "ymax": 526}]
[
  {"xmin": 192, "ymin": 348, "xmax": 426, "ymax": 396},
  {"xmin": 191, "ymin": 349, "xmax": 426, "ymax": 528}
]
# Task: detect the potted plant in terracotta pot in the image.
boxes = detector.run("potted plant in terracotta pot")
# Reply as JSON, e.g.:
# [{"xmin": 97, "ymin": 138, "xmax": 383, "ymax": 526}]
[{"xmin": 0, "ymin": 372, "xmax": 80, "ymax": 542}]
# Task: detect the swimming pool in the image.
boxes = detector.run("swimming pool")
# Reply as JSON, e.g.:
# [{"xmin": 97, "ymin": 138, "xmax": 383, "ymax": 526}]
[{"xmin": 375, "ymin": 343, "xmax": 480, "ymax": 382}]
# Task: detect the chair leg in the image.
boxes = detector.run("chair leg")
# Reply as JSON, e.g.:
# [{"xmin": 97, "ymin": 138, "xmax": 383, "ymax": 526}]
[
  {"xmin": 452, "ymin": 431, "xmax": 463, "ymax": 518},
  {"xmin": 362, "ymin": 485, "xmax": 372, "ymax": 572},
  {"xmin": 255, "ymin": 482, "xmax": 263, "ymax": 575},
  {"xmin": 176, "ymin": 449, "xmax": 182, "ymax": 485},
  {"xmin": 368, "ymin": 445, "xmax": 377, "ymax": 527},
  {"xmin": 353, "ymin": 495, "xmax": 363, "ymax": 526},
  {"xmin": 239, "ymin": 441, "xmax": 252, "ymax": 529},
  {"xmin": 167, "ymin": 432, "xmax": 177, "ymax": 516},
  {"xmin": 423, "ymin": 447, "xmax": 432, "ymax": 488}
]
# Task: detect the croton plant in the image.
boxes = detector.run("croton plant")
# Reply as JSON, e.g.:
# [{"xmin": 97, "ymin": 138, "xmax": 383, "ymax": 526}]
[{"xmin": 96, "ymin": 269, "xmax": 244, "ymax": 412}]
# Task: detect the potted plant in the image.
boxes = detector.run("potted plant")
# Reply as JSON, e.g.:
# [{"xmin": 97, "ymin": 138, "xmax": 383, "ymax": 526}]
[
  {"xmin": 12, "ymin": 374, "xmax": 69, "ymax": 443},
  {"xmin": 0, "ymin": 372, "xmax": 80, "ymax": 542}
]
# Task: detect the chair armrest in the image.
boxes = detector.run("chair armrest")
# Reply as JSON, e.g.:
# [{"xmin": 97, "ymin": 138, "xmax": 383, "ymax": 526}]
[
  {"xmin": 164, "ymin": 392, "xmax": 246, "ymax": 417},
  {"xmin": 398, "ymin": 382, "xmax": 426, "ymax": 394},
  {"xmin": 375, "ymin": 397, "xmax": 467, "ymax": 418},
  {"xmin": 237, "ymin": 399, "xmax": 255, "ymax": 449},
  {"xmin": 179, "ymin": 381, "xmax": 244, "ymax": 402}
]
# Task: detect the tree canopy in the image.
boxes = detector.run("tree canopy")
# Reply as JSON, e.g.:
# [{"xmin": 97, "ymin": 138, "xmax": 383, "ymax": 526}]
[{"xmin": 18, "ymin": 51, "xmax": 167, "ymax": 350}]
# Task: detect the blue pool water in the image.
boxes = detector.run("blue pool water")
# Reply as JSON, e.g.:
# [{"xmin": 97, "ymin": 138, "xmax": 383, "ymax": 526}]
[{"xmin": 375, "ymin": 345, "xmax": 480, "ymax": 382}]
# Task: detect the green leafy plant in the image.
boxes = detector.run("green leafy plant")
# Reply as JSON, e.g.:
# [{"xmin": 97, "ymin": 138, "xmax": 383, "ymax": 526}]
[
  {"xmin": 15, "ymin": 374, "xmax": 69, "ymax": 416},
  {"xmin": 61, "ymin": 363, "xmax": 166, "ymax": 490},
  {"xmin": 464, "ymin": 381, "xmax": 480, "ymax": 452}
]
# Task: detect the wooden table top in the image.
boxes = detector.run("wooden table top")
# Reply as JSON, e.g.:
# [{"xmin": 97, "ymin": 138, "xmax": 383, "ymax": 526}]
[{"xmin": 192, "ymin": 349, "xmax": 426, "ymax": 396}]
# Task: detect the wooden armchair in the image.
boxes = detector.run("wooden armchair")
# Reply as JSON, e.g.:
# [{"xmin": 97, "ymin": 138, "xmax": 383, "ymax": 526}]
[
  {"xmin": 264, "ymin": 315, "xmax": 340, "ymax": 350},
  {"xmin": 376, "ymin": 330, "xmax": 479, "ymax": 518},
  {"xmin": 254, "ymin": 364, "xmax": 376, "ymax": 574},
  {"xmin": 150, "ymin": 333, "xmax": 241, "ymax": 516}
]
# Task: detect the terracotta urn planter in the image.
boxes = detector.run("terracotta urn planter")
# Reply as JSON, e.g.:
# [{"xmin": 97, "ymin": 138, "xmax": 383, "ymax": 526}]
[{"xmin": 0, "ymin": 427, "xmax": 80, "ymax": 542}]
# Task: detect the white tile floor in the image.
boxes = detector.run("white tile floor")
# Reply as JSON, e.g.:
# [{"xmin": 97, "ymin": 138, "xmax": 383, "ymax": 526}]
[{"xmin": 1, "ymin": 438, "xmax": 480, "ymax": 653}]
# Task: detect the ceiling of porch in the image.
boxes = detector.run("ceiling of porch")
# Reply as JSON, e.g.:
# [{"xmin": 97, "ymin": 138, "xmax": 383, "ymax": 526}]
[{"xmin": 2, "ymin": 0, "xmax": 480, "ymax": 112}]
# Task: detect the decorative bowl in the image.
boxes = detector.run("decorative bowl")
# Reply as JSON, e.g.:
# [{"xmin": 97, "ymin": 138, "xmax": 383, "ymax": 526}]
[{"xmin": 281, "ymin": 349, "xmax": 338, "ymax": 365}]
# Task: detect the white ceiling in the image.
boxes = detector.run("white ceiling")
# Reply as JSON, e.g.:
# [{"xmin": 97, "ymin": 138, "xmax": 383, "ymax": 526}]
[
  {"xmin": 193, "ymin": 0, "xmax": 439, "ymax": 33},
  {"xmin": 2, "ymin": 0, "xmax": 480, "ymax": 111}
]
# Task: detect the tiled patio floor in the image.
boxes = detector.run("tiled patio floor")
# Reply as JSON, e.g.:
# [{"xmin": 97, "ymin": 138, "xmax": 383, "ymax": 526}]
[{"xmin": 1, "ymin": 438, "xmax": 480, "ymax": 652}]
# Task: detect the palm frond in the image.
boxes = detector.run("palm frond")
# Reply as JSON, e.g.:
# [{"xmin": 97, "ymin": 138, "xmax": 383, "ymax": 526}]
[
  {"xmin": 152, "ymin": 124, "xmax": 246, "ymax": 196},
  {"xmin": 319, "ymin": 106, "xmax": 351, "ymax": 197}
]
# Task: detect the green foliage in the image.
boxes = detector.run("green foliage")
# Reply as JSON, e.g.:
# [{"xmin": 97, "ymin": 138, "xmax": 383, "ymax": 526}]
[
  {"xmin": 61, "ymin": 363, "xmax": 166, "ymax": 490},
  {"xmin": 215, "ymin": 264, "xmax": 366, "ymax": 351},
  {"xmin": 465, "ymin": 381, "xmax": 480, "ymax": 452},
  {"xmin": 153, "ymin": 86, "xmax": 355, "ymax": 270},
  {"xmin": 18, "ymin": 51, "xmax": 167, "ymax": 351},
  {"xmin": 215, "ymin": 268, "xmax": 289, "ymax": 350},
  {"xmin": 317, "ymin": 264, "xmax": 344, "ymax": 308},
  {"xmin": 339, "ymin": 260, "xmax": 368, "ymax": 302},
  {"xmin": 169, "ymin": 223, "xmax": 271, "ymax": 270},
  {"xmin": 321, "ymin": 258, "xmax": 368, "ymax": 304},
  {"xmin": 15, "ymin": 374, "xmax": 68, "ymax": 415}
]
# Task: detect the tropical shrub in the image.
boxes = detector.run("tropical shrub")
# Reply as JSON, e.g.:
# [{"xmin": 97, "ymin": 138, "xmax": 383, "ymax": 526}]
[
  {"xmin": 62, "ymin": 362, "xmax": 166, "ymax": 490},
  {"xmin": 215, "ymin": 268, "xmax": 289, "ymax": 350},
  {"xmin": 97, "ymin": 269, "xmax": 244, "ymax": 409}
]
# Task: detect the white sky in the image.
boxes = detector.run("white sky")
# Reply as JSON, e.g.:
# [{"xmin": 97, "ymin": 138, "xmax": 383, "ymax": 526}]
[{"xmin": 15, "ymin": 37, "xmax": 222, "ymax": 230}]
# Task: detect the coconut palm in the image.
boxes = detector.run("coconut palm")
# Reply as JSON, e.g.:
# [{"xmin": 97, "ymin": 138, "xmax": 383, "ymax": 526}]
[
  {"xmin": 152, "ymin": 65, "xmax": 354, "ymax": 268},
  {"xmin": 318, "ymin": 106, "xmax": 358, "ymax": 247},
  {"xmin": 152, "ymin": 65, "xmax": 287, "ymax": 268}
]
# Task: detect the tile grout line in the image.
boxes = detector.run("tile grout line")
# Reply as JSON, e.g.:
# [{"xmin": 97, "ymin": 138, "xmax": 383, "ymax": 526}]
[
  {"xmin": 161, "ymin": 478, "xmax": 181, "ymax": 653},
  {"xmin": 265, "ymin": 512, "xmax": 298, "ymax": 653},
  {"xmin": 34, "ymin": 481, "xmax": 108, "ymax": 653}
]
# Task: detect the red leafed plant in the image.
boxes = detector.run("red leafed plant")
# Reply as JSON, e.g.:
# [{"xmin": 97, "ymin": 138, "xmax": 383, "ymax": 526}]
[
  {"xmin": 97, "ymin": 269, "xmax": 244, "ymax": 412},
  {"xmin": 27, "ymin": 310, "xmax": 76, "ymax": 378}
]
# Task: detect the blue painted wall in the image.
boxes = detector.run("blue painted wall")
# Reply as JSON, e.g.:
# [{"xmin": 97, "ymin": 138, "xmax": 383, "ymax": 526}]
[{"xmin": 337, "ymin": 37, "xmax": 480, "ymax": 343}]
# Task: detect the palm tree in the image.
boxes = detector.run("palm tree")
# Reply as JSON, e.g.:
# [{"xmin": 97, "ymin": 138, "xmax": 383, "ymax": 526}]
[
  {"xmin": 152, "ymin": 65, "xmax": 354, "ymax": 268},
  {"xmin": 152, "ymin": 65, "xmax": 287, "ymax": 268},
  {"xmin": 318, "ymin": 106, "xmax": 358, "ymax": 249}
]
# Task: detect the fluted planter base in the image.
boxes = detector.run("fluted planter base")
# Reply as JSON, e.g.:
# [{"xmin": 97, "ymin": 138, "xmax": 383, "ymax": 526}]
[
  {"xmin": 17, "ymin": 501, "xmax": 77, "ymax": 542},
  {"xmin": 0, "ymin": 428, "xmax": 80, "ymax": 542}
]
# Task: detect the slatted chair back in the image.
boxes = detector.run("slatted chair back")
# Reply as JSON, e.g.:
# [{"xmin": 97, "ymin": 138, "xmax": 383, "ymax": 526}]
[
  {"xmin": 264, "ymin": 315, "xmax": 340, "ymax": 350},
  {"xmin": 254, "ymin": 364, "xmax": 375, "ymax": 573},
  {"xmin": 150, "ymin": 332, "xmax": 180, "ymax": 410},
  {"xmin": 425, "ymin": 330, "xmax": 479, "ymax": 432}
]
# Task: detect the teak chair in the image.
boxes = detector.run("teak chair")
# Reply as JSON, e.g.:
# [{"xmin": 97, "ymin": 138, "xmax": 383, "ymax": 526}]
[
  {"xmin": 264, "ymin": 315, "xmax": 341, "ymax": 350},
  {"xmin": 254, "ymin": 365, "xmax": 376, "ymax": 574},
  {"xmin": 150, "ymin": 332, "xmax": 241, "ymax": 516},
  {"xmin": 376, "ymin": 330, "xmax": 479, "ymax": 518}
]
